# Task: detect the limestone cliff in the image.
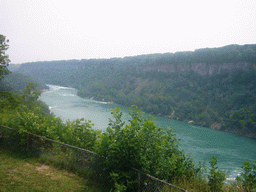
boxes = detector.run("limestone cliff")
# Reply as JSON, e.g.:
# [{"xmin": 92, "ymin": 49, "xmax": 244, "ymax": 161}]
[{"xmin": 136, "ymin": 61, "xmax": 256, "ymax": 76}]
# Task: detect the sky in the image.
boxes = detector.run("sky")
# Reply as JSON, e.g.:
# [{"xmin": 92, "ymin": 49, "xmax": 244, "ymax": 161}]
[{"xmin": 1, "ymin": 0, "xmax": 256, "ymax": 64}]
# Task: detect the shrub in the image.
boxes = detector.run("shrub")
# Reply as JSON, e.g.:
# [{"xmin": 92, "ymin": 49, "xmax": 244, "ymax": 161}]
[
  {"xmin": 238, "ymin": 161, "xmax": 256, "ymax": 191},
  {"xmin": 97, "ymin": 106, "xmax": 197, "ymax": 191},
  {"xmin": 208, "ymin": 156, "xmax": 226, "ymax": 192}
]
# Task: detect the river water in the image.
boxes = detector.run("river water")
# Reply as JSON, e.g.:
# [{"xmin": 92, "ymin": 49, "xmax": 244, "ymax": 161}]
[{"xmin": 40, "ymin": 84, "xmax": 256, "ymax": 182}]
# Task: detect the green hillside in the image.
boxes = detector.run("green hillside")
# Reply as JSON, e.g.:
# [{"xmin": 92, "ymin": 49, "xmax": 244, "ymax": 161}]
[
  {"xmin": 77, "ymin": 69, "xmax": 256, "ymax": 136},
  {"xmin": 1, "ymin": 72, "xmax": 49, "ymax": 91},
  {"xmin": 16, "ymin": 44, "xmax": 256, "ymax": 138}
]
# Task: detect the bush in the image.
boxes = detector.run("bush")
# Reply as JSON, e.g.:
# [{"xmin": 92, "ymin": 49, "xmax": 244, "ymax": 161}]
[
  {"xmin": 208, "ymin": 156, "xmax": 226, "ymax": 192},
  {"xmin": 96, "ymin": 106, "xmax": 197, "ymax": 191},
  {"xmin": 238, "ymin": 161, "xmax": 256, "ymax": 191}
]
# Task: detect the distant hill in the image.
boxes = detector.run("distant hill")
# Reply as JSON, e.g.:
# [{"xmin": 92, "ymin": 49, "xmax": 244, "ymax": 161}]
[
  {"xmin": 16, "ymin": 44, "xmax": 256, "ymax": 138},
  {"xmin": 1, "ymin": 72, "xmax": 48, "ymax": 92},
  {"xmin": 7, "ymin": 64, "xmax": 21, "ymax": 72}
]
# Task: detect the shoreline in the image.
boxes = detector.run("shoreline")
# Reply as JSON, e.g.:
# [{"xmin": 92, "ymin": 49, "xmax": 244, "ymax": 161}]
[
  {"xmin": 175, "ymin": 119, "xmax": 256, "ymax": 140},
  {"xmin": 46, "ymin": 86, "xmax": 256, "ymax": 141},
  {"xmin": 223, "ymin": 128, "xmax": 256, "ymax": 140}
]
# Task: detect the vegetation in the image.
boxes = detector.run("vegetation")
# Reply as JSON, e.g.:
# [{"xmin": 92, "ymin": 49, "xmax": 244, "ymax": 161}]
[
  {"xmin": 1, "ymin": 83, "xmax": 98, "ymax": 151},
  {"xmin": 0, "ymin": 34, "xmax": 48, "ymax": 97},
  {"xmin": 236, "ymin": 161, "xmax": 256, "ymax": 191},
  {"xmin": 1, "ymin": 34, "xmax": 255, "ymax": 191},
  {"xmin": 0, "ymin": 34, "xmax": 11, "ymax": 92},
  {"xmin": 0, "ymin": 34, "xmax": 10, "ymax": 78},
  {"xmin": 2, "ymin": 72, "xmax": 48, "ymax": 91},
  {"xmin": 97, "ymin": 106, "xmax": 196, "ymax": 191},
  {"xmin": 208, "ymin": 156, "xmax": 226, "ymax": 192},
  {"xmin": 77, "ymin": 69, "xmax": 256, "ymax": 136},
  {"xmin": 7, "ymin": 64, "xmax": 21, "ymax": 72},
  {"xmin": 1, "ymin": 82, "xmax": 256, "ymax": 191},
  {"xmin": 1, "ymin": 81, "xmax": 196, "ymax": 190}
]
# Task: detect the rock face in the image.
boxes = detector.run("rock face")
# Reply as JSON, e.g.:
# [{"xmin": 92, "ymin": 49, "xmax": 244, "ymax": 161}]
[
  {"xmin": 188, "ymin": 120, "xmax": 195, "ymax": 124},
  {"xmin": 210, "ymin": 123, "xmax": 221, "ymax": 130},
  {"xmin": 136, "ymin": 61, "xmax": 255, "ymax": 76}
]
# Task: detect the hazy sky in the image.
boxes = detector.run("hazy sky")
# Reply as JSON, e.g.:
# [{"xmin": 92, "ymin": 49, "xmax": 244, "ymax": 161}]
[{"xmin": 1, "ymin": 0, "xmax": 256, "ymax": 64}]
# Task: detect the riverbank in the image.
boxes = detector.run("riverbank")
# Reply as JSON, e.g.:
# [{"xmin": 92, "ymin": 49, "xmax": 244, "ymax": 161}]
[
  {"xmin": 76, "ymin": 92, "xmax": 256, "ymax": 140},
  {"xmin": 223, "ymin": 128, "xmax": 256, "ymax": 140},
  {"xmin": 180, "ymin": 118, "xmax": 256, "ymax": 140},
  {"xmin": 185, "ymin": 119, "xmax": 256, "ymax": 140}
]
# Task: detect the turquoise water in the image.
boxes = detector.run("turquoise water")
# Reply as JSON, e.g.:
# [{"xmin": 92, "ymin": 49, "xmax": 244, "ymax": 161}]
[{"xmin": 40, "ymin": 85, "xmax": 256, "ymax": 182}]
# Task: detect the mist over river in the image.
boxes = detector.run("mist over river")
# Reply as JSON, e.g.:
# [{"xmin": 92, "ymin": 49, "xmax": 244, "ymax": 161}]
[{"xmin": 40, "ymin": 85, "xmax": 256, "ymax": 182}]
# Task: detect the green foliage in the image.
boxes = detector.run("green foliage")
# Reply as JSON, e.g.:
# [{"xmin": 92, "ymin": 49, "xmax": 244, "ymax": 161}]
[
  {"xmin": 208, "ymin": 156, "xmax": 226, "ymax": 192},
  {"xmin": 237, "ymin": 161, "xmax": 256, "ymax": 191},
  {"xmin": 6, "ymin": 108, "xmax": 98, "ymax": 151},
  {"xmin": 97, "ymin": 106, "xmax": 197, "ymax": 191},
  {"xmin": 6, "ymin": 35, "xmax": 256, "ymax": 191},
  {"xmin": 228, "ymin": 104, "xmax": 256, "ymax": 134},
  {"xmin": 18, "ymin": 82, "xmax": 41, "ymax": 107},
  {"xmin": 0, "ymin": 34, "xmax": 10, "ymax": 79},
  {"xmin": 0, "ymin": 90, "xmax": 19, "ymax": 109},
  {"xmin": 1, "ymin": 46, "xmax": 255, "ymax": 190},
  {"xmin": 76, "ymin": 69, "xmax": 256, "ymax": 137},
  {"xmin": 2, "ymin": 72, "xmax": 49, "ymax": 91},
  {"xmin": 1, "ymin": 81, "xmax": 255, "ymax": 191},
  {"xmin": 62, "ymin": 118, "xmax": 98, "ymax": 150},
  {"xmin": 2, "ymin": 83, "xmax": 99, "ymax": 152}
]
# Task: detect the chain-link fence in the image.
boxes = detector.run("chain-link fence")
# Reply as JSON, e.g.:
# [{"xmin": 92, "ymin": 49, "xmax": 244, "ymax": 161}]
[
  {"xmin": 0, "ymin": 125, "xmax": 112, "ymax": 189},
  {"xmin": 0, "ymin": 125, "xmax": 188, "ymax": 192},
  {"xmin": 131, "ymin": 168, "xmax": 188, "ymax": 192}
]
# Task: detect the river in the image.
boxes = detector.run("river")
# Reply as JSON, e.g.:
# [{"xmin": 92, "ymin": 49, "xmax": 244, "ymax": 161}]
[{"xmin": 40, "ymin": 84, "xmax": 256, "ymax": 182}]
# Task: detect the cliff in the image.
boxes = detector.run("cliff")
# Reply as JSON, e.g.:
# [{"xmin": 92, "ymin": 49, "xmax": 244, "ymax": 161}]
[{"xmin": 136, "ymin": 61, "xmax": 255, "ymax": 75}]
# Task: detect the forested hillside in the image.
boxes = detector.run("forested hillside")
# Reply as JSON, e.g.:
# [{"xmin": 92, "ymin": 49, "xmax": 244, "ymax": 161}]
[
  {"xmin": 7, "ymin": 64, "xmax": 21, "ymax": 72},
  {"xmin": 17, "ymin": 44, "xmax": 256, "ymax": 138},
  {"xmin": 1, "ymin": 72, "xmax": 48, "ymax": 91}
]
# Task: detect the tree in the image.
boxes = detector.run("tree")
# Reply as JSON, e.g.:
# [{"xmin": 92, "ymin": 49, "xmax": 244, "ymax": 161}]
[
  {"xmin": 97, "ymin": 106, "xmax": 197, "ymax": 191},
  {"xmin": 0, "ymin": 34, "xmax": 10, "ymax": 79},
  {"xmin": 239, "ymin": 161, "xmax": 256, "ymax": 191},
  {"xmin": 208, "ymin": 156, "xmax": 226, "ymax": 192}
]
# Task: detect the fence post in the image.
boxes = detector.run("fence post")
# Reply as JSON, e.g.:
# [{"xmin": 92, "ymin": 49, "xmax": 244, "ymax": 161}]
[
  {"xmin": 138, "ymin": 171, "xmax": 140, "ymax": 192},
  {"xmin": 0, "ymin": 128, "xmax": 4, "ymax": 147},
  {"xmin": 82, "ymin": 152, "xmax": 85, "ymax": 171},
  {"xmin": 27, "ymin": 133, "xmax": 29, "ymax": 156}
]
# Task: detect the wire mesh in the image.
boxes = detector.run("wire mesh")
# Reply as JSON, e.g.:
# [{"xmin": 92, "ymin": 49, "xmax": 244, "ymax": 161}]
[
  {"xmin": 0, "ymin": 125, "xmax": 188, "ymax": 192},
  {"xmin": 131, "ymin": 168, "xmax": 188, "ymax": 192},
  {"xmin": 0, "ymin": 125, "xmax": 112, "ymax": 189}
]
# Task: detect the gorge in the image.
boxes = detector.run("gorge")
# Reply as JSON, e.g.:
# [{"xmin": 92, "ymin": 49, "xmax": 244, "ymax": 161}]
[{"xmin": 16, "ymin": 44, "xmax": 256, "ymax": 139}]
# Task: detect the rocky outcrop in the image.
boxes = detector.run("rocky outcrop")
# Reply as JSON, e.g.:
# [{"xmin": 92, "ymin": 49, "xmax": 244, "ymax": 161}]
[
  {"xmin": 188, "ymin": 120, "xmax": 195, "ymax": 124},
  {"xmin": 137, "ymin": 62, "xmax": 255, "ymax": 76},
  {"xmin": 210, "ymin": 122, "xmax": 222, "ymax": 130}
]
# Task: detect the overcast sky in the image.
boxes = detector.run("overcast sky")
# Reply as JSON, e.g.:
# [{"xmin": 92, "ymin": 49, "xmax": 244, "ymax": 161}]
[{"xmin": 1, "ymin": 0, "xmax": 256, "ymax": 64}]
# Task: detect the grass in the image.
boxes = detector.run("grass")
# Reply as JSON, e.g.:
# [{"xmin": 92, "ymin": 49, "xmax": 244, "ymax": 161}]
[{"xmin": 0, "ymin": 149, "xmax": 105, "ymax": 192}]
